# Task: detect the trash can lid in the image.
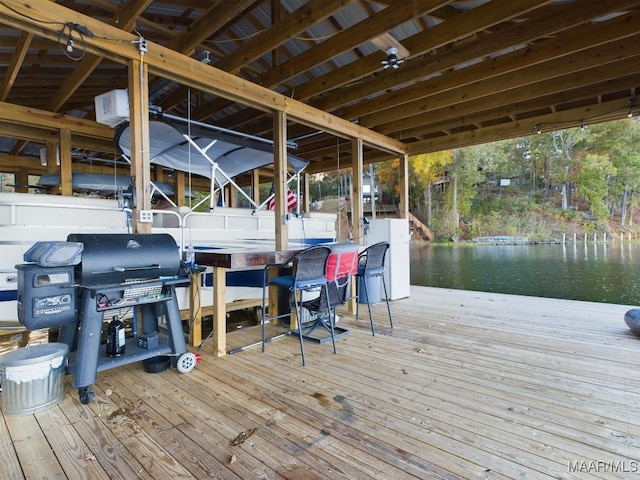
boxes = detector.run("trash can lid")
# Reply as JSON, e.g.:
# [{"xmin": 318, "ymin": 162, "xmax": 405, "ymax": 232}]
[{"xmin": 0, "ymin": 342, "xmax": 68, "ymax": 367}]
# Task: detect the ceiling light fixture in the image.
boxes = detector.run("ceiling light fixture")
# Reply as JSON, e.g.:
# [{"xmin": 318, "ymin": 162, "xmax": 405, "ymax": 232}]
[
  {"xmin": 57, "ymin": 22, "xmax": 94, "ymax": 62},
  {"xmin": 381, "ymin": 47, "xmax": 404, "ymax": 70},
  {"xmin": 628, "ymin": 98, "xmax": 636, "ymax": 118}
]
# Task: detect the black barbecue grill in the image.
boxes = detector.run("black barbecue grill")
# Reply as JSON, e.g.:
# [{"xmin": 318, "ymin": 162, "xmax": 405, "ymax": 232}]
[
  {"xmin": 17, "ymin": 233, "xmax": 195, "ymax": 404},
  {"xmin": 68, "ymin": 233, "xmax": 181, "ymax": 286}
]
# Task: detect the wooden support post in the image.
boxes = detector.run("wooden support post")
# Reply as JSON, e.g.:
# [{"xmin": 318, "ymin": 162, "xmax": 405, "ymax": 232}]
[
  {"xmin": 128, "ymin": 57, "xmax": 151, "ymax": 234},
  {"xmin": 301, "ymin": 172, "xmax": 310, "ymax": 213},
  {"xmin": 174, "ymin": 170, "xmax": 185, "ymax": 206},
  {"xmin": 252, "ymin": 169, "xmax": 260, "ymax": 205},
  {"xmin": 15, "ymin": 167, "xmax": 27, "ymax": 193},
  {"xmin": 212, "ymin": 266, "xmax": 226, "ymax": 356},
  {"xmin": 59, "ymin": 129, "xmax": 72, "ymax": 196},
  {"xmin": 274, "ymin": 111, "xmax": 288, "ymax": 251},
  {"xmin": 349, "ymin": 137, "xmax": 364, "ymax": 314},
  {"xmin": 352, "ymin": 138, "xmax": 364, "ymax": 244},
  {"xmin": 398, "ymin": 153, "xmax": 409, "ymax": 219},
  {"xmin": 45, "ymin": 141, "xmax": 58, "ymax": 175}
]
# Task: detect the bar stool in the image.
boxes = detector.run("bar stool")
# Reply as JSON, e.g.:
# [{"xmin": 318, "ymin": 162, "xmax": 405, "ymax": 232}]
[
  {"xmin": 299, "ymin": 242, "xmax": 360, "ymax": 344},
  {"xmin": 355, "ymin": 242, "xmax": 393, "ymax": 335},
  {"xmin": 261, "ymin": 245, "xmax": 333, "ymax": 366}
]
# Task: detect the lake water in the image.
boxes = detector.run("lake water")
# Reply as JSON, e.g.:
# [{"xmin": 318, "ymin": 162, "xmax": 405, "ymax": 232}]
[{"xmin": 409, "ymin": 241, "xmax": 640, "ymax": 306}]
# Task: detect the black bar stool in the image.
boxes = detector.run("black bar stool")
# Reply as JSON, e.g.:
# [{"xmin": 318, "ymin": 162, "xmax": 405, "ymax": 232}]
[
  {"xmin": 261, "ymin": 245, "xmax": 333, "ymax": 366},
  {"xmin": 355, "ymin": 242, "xmax": 393, "ymax": 335}
]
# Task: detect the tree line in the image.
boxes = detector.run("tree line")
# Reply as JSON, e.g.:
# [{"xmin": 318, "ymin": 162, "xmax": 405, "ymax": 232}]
[{"xmin": 372, "ymin": 118, "xmax": 640, "ymax": 241}]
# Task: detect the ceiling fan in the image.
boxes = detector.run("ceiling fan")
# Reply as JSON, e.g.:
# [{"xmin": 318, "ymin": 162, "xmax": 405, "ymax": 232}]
[
  {"xmin": 381, "ymin": 47, "xmax": 404, "ymax": 70},
  {"xmin": 371, "ymin": 33, "xmax": 409, "ymax": 70}
]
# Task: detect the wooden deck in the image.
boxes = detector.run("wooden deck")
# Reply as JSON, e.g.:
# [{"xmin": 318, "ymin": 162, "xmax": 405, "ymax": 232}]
[{"xmin": 2, "ymin": 286, "xmax": 640, "ymax": 479}]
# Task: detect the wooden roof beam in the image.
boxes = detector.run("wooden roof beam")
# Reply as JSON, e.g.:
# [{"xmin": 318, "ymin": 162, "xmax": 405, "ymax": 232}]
[
  {"xmin": 0, "ymin": 1, "xmax": 405, "ymax": 156},
  {"xmin": 352, "ymin": 13, "xmax": 640, "ymax": 126},
  {"xmin": 0, "ymin": 31, "xmax": 32, "ymax": 102},
  {"xmin": 257, "ymin": 0, "xmax": 448, "ymax": 87},
  {"xmin": 166, "ymin": 0, "xmax": 256, "ymax": 56},
  {"xmin": 157, "ymin": 0, "xmax": 343, "ymax": 112},
  {"xmin": 310, "ymin": 0, "xmax": 632, "ymax": 112},
  {"xmin": 310, "ymin": 0, "xmax": 555, "ymax": 111},
  {"xmin": 406, "ymin": 97, "xmax": 639, "ymax": 155},
  {"xmin": 216, "ymin": 0, "xmax": 355, "ymax": 75},
  {"xmin": 46, "ymin": 0, "xmax": 154, "ymax": 113},
  {"xmin": 190, "ymin": 0, "xmax": 449, "ymax": 122},
  {"xmin": 381, "ymin": 67, "xmax": 640, "ymax": 140}
]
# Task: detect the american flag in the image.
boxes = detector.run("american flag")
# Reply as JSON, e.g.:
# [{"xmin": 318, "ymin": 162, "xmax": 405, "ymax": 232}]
[{"xmin": 267, "ymin": 183, "xmax": 297, "ymax": 211}]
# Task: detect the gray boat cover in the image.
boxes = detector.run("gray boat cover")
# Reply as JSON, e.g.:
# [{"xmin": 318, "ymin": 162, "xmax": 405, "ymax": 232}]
[
  {"xmin": 114, "ymin": 120, "xmax": 308, "ymax": 185},
  {"xmin": 36, "ymin": 172, "xmax": 191, "ymax": 197}
]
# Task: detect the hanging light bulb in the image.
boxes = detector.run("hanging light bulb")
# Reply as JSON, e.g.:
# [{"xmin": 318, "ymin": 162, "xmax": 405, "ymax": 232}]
[
  {"xmin": 628, "ymin": 98, "xmax": 636, "ymax": 118},
  {"xmin": 57, "ymin": 23, "xmax": 94, "ymax": 61}
]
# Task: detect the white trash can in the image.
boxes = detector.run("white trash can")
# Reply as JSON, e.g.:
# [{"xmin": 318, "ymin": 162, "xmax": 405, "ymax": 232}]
[{"xmin": 0, "ymin": 343, "xmax": 68, "ymax": 416}]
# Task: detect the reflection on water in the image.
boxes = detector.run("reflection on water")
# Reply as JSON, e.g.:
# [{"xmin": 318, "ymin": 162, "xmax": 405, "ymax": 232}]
[{"xmin": 410, "ymin": 242, "xmax": 640, "ymax": 305}]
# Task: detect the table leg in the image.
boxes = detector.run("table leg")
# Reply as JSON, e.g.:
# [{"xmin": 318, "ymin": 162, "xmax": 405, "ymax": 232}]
[
  {"xmin": 212, "ymin": 266, "xmax": 226, "ymax": 356},
  {"xmin": 347, "ymin": 277, "xmax": 357, "ymax": 314},
  {"xmin": 267, "ymin": 266, "xmax": 297, "ymax": 329},
  {"xmin": 189, "ymin": 271, "xmax": 202, "ymax": 347}
]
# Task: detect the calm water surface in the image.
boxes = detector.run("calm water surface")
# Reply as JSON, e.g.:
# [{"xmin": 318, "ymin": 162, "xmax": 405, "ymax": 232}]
[{"xmin": 410, "ymin": 242, "xmax": 640, "ymax": 305}]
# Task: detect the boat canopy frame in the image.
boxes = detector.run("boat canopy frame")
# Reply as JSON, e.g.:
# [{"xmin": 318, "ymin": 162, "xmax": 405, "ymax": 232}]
[{"xmin": 114, "ymin": 118, "xmax": 309, "ymax": 211}]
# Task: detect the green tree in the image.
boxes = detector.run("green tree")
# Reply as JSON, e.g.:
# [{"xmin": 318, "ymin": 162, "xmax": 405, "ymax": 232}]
[
  {"xmin": 440, "ymin": 148, "xmax": 485, "ymax": 238},
  {"xmin": 574, "ymin": 153, "xmax": 616, "ymax": 227},
  {"xmin": 528, "ymin": 128, "xmax": 587, "ymax": 208},
  {"xmin": 584, "ymin": 118, "xmax": 640, "ymax": 225}
]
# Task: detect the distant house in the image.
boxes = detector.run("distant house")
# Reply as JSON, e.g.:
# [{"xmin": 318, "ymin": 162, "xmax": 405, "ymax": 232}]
[{"xmin": 362, "ymin": 172, "xmax": 380, "ymax": 203}]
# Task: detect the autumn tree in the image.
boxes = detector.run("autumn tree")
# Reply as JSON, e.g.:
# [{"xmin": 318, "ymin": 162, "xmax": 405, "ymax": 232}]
[{"xmin": 408, "ymin": 151, "xmax": 452, "ymax": 227}]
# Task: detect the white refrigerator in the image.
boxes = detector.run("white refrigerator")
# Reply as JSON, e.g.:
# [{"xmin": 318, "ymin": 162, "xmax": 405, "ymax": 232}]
[{"xmin": 366, "ymin": 218, "xmax": 411, "ymax": 300}]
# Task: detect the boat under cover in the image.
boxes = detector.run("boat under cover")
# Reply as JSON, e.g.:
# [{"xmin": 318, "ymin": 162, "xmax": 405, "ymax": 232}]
[
  {"xmin": 114, "ymin": 119, "xmax": 308, "ymax": 186},
  {"xmin": 0, "ymin": 192, "xmax": 336, "ymax": 329},
  {"xmin": 0, "ymin": 119, "xmax": 332, "ymax": 329},
  {"xmin": 36, "ymin": 172, "xmax": 193, "ymax": 198}
]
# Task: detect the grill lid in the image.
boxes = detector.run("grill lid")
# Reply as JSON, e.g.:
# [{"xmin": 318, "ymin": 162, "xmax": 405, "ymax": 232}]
[{"xmin": 67, "ymin": 233, "xmax": 181, "ymax": 286}]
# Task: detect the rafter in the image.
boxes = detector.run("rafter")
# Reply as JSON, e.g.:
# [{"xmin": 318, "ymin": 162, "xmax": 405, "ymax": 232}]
[
  {"xmin": 350, "ymin": 13, "xmax": 640, "ymax": 127},
  {"xmin": 1, "ymin": 0, "xmax": 640, "ymax": 175}
]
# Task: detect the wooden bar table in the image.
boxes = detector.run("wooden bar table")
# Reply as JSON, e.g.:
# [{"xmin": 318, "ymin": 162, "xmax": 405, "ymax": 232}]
[{"xmin": 194, "ymin": 248, "xmax": 300, "ymax": 357}]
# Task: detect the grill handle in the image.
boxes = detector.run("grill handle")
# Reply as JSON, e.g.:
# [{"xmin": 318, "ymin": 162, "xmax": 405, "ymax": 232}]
[{"xmin": 113, "ymin": 265, "xmax": 161, "ymax": 272}]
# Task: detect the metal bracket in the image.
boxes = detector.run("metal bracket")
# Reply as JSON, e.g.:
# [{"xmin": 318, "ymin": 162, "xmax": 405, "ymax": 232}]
[{"xmin": 137, "ymin": 37, "xmax": 148, "ymax": 55}]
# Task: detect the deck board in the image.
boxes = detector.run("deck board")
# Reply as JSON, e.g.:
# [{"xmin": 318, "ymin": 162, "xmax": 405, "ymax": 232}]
[{"xmin": 1, "ymin": 286, "xmax": 639, "ymax": 479}]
